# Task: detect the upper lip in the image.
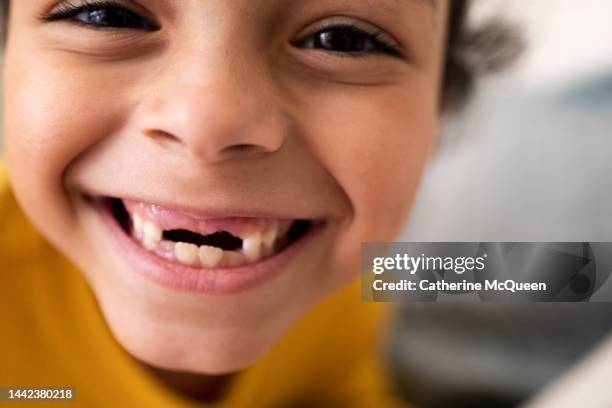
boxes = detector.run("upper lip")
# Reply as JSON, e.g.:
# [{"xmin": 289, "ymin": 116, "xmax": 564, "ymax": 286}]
[
  {"xmin": 121, "ymin": 198, "xmax": 296, "ymax": 239},
  {"xmin": 89, "ymin": 194, "xmax": 323, "ymax": 222}
]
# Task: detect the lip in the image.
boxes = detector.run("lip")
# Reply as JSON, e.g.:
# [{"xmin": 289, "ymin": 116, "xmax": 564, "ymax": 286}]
[
  {"xmin": 93, "ymin": 198, "xmax": 323, "ymax": 295},
  {"xmin": 122, "ymin": 198, "xmax": 292, "ymax": 239}
]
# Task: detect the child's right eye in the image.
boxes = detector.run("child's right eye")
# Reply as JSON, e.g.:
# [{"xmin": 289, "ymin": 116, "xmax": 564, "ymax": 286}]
[{"xmin": 41, "ymin": 1, "xmax": 158, "ymax": 31}]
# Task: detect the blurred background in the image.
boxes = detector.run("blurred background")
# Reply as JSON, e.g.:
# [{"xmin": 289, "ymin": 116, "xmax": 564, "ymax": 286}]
[
  {"xmin": 405, "ymin": 0, "xmax": 612, "ymax": 242},
  {"xmin": 392, "ymin": 1, "xmax": 612, "ymax": 407}
]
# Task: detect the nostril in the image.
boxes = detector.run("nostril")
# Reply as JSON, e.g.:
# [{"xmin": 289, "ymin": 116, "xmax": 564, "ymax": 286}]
[
  {"xmin": 144, "ymin": 129, "xmax": 181, "ymax": 144},
  {"xmin": 222, "ymin": 144, "xmax": 263, "ymax": 154}
]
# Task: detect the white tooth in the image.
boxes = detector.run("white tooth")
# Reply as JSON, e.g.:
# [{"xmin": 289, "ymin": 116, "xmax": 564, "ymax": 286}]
[
  {"xmin": 175, "ymin": 242, "xmax": 199, "ymax": 265},
  {"xmin": 242, "ymin": 233, "xmax": 262, "ymax": 262},
  {"xmin": 198, "ymin": 245, "xmax": 223, "ymax": 268},
  {"xmin": 160, "ymin": 240, "xmax": 176, "ymax": 251},
  {"xmin": 262, "ymin": 228, "xmax": 278, "ymax": 247},
  {"xmin": 132, "ymin": 213, "xmax": 143, "ymax": 234},
  {"xmin": 143, "ymin": 221, "xmax": 162, "ymax": 250}
]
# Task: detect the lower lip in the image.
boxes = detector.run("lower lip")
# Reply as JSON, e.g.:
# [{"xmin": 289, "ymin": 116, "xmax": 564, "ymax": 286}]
[{"xmin": 95, "ymin": 200, "xmax": 321, "ymax": 295}]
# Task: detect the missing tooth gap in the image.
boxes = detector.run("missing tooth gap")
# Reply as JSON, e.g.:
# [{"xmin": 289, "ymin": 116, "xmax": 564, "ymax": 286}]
[{"xmin": 163, "ymin": 230, "xmax": 243, "ymax": 251}]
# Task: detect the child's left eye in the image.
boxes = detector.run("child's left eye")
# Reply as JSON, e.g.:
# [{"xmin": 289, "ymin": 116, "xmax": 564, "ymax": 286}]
[
  {"xmin": 294, "ymin": 24, "xmax": 401, "ymax": 58},
  {"xmin": 41, "ymin": 2, "xmax": 158, "ymax": 31}
]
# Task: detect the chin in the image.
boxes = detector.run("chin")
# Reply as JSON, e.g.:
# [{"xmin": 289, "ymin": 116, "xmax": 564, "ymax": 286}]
[{"xmin": 91, "ymin": 279, "xmax": 289, "ymax": 374}]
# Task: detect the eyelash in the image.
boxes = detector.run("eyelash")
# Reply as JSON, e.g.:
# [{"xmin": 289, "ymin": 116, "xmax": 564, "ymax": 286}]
[
  {"xmin": 297, "ymin": 24, "xmax": 402, "ymax": 58},
  {"xmin": 39, "ymin": 0, "xmax": 158, "ymax": 30},
  {"xmin": 40, "ymin": 3, "xmax": 401, "ymax": 58}
]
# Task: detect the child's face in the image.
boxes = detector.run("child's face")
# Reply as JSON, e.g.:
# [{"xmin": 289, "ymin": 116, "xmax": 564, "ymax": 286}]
[{"xmin": 4, "ymin": 0, "xmax": 447, "ymax": 373}]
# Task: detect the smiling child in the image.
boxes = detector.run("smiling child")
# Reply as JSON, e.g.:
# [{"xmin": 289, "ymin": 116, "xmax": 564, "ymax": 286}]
[{"xmin": 1, "ymin": 1, "xmax": 473, "ymax": 406}]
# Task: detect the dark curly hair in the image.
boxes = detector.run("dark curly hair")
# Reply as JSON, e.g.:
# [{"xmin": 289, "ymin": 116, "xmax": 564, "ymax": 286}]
[{"xmin": 0, "ymin": 0, "xmax": 516, "ymax": 110}]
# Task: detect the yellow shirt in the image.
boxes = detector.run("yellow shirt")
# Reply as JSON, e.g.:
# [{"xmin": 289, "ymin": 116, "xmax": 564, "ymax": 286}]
[{"xmin": 0, "ymin": 163, "xmax": 410, "ymax": 408}]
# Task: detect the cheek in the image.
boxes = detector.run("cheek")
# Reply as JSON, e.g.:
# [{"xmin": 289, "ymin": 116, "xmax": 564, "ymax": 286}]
[
  {"xmin": 3, "ymin": 50, "xmax": 128, "ymax": 241},
  {"xmin": 340, "ymin": 106, "xmax": 434, "ymax": 236},
  {"xmin": 298, "ymin": 82, "xmax": 438, "ymax": 280}
]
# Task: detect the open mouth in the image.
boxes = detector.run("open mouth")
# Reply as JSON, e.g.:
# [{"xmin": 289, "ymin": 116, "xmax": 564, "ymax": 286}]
[{"xmin": 102, "ymin": 197, "xmax": 315, "ymax": 270}]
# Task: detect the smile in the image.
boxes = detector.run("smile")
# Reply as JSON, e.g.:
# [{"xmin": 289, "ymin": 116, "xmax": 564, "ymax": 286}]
[{"xmin": 93, "ymin": 197, "xmax": 323, "ymax": 294}]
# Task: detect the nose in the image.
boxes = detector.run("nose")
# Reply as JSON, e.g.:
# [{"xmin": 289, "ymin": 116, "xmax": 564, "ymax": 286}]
[{"xmin": 135, "ymin": 51, "xmax": 287, "ymax": 164}]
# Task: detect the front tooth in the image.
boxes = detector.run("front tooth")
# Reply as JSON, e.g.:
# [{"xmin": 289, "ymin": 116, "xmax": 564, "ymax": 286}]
[
  {"xmin": 143, "ymin": 221, "xmax": 162, "ymax": 250},
  {"xmin": 175, "ymin": 242, "xmax": 199, "ymax": 265},
  {"xmin": 242, "ymin": 233, "xmax": 262, "ymax": 262},
  {"xmin": 199, "ymin": 245, "xmax": 223, "ymax": 268},
  {"xmin": 262, "ymin": 228, "xmax": 278, "ymax": 247}
]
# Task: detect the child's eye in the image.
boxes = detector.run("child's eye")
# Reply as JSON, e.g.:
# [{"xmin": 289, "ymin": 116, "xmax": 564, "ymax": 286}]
[
  {"xmin": 294, "ymin": 24, "xmax": 401, "ymax": 58},
  {"xmin": 41, "ymin": 1, "xmax": 158, "ymax": 31}
]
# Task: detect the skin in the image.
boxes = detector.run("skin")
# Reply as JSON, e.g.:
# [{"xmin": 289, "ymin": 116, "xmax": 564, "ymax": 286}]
[{"xmin": 3, "ymin": 0, "xmax": 448, "ymax": 395}]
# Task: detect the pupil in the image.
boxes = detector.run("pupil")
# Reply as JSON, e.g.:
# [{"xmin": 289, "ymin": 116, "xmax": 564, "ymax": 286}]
[
  {"xmin": 318, "ymin": 30, "xmax": 367, "ymax": 52},
  {"xmin": 86, "ymin": 8, "xmax": 139, "ymax": 28}
]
